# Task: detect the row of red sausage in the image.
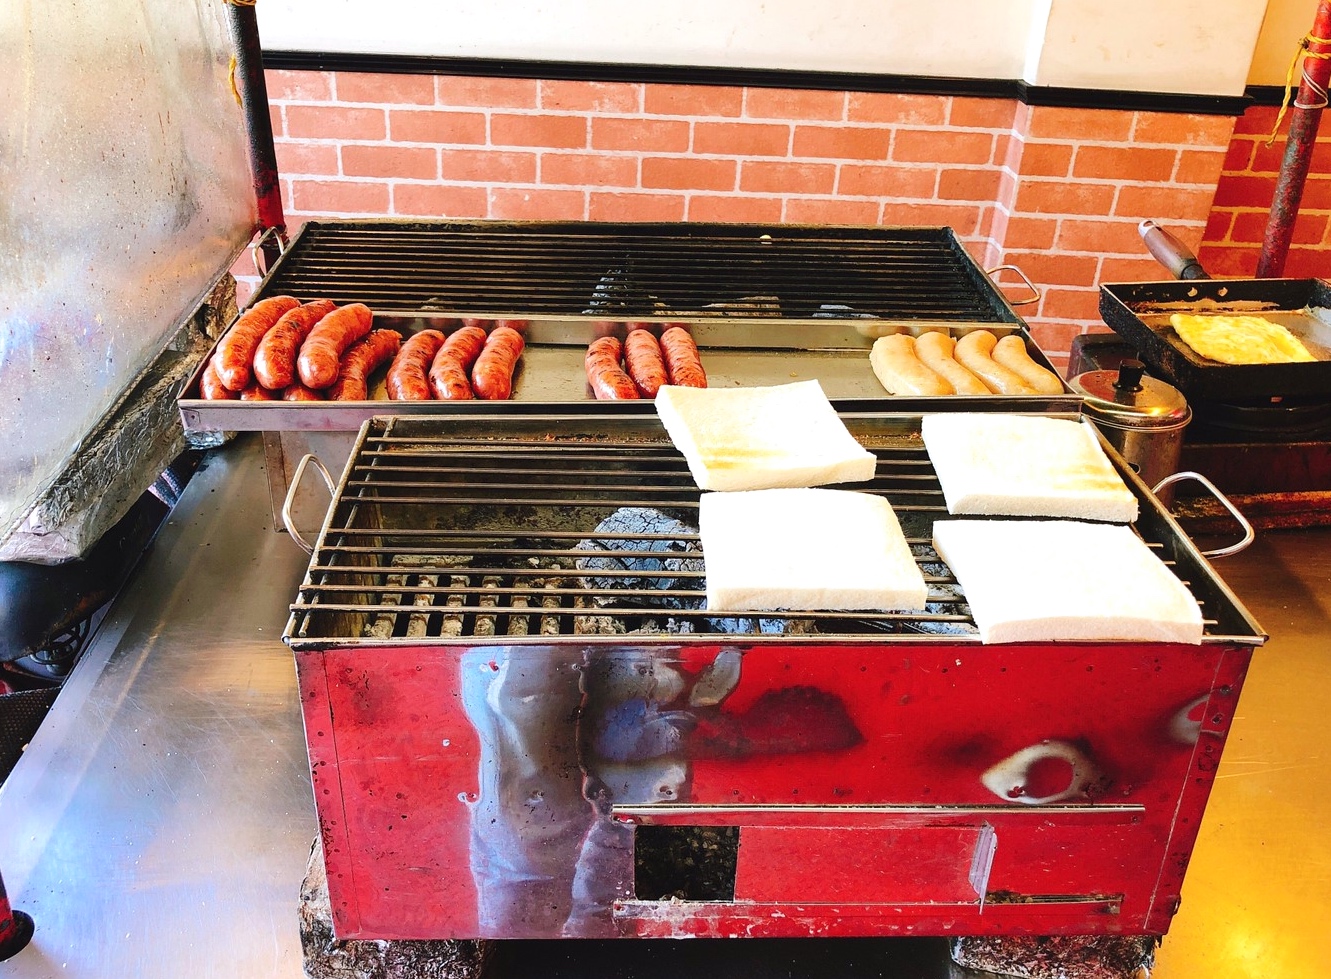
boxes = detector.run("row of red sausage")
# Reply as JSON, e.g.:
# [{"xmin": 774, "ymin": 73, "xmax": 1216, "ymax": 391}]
[
  {"xmin": 199, "ymin": 297, "xmax": 525, "ymax": 402},
  {"xmin": 585, "ymin": 326, "xmax": 707, "ymax": 400},
  {"xmin": 385, "ymin": 324, "xmax": 524, "ymax": 401}
]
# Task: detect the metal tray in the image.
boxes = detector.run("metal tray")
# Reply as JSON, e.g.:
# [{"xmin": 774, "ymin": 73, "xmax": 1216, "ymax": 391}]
[
  {"xmin": 178, "ymin": 316, "xmax": 1074, "ymax": 433},
  {"xmin": 1099, "ymin": 278, "xmax": 1331, "ymax": 401}
]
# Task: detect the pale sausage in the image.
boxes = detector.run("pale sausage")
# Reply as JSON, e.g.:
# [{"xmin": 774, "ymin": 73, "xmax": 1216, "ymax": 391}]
[
  {"xmin": 992, "ymin": 334, "xmax": 1065, "ymax": 395},
  {"xmin": 954, "ymin": 330, "xmax": 1036, "ymax": 395},
  {"xmin": 869, "ymin": 334, "xmax": 953, "ymax": 396},
  {"xmin": 914, "ymin": 331, "xmax": 991, "ymax": 396}
]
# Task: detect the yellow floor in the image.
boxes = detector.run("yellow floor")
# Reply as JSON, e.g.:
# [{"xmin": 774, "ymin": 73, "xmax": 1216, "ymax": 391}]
[{"xmin": 1155, "ymin": 528, "xmax": 1331, "ymax": 979}]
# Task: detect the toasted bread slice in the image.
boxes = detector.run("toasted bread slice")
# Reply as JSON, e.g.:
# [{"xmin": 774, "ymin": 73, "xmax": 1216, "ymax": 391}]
[
  {"xmin": 922, "ymin": 413, "xmax": 1137, "ymax": 522},
  {"xmin": 700, "ymin": 488, "xmax": 928, "ymax": 612},
  {"xmin": 656, "ymin": 380, "xmax": 877, "ymax": 491},
  {"xmin": 933, "ymin": 519, "xmax": 1202, "ymax": 644}
]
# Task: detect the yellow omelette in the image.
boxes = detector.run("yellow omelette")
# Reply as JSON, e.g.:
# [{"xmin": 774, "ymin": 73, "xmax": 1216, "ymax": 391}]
[{"xmin": 1168, "ymin": 313, "xmax": 1316, "ymax": 365}]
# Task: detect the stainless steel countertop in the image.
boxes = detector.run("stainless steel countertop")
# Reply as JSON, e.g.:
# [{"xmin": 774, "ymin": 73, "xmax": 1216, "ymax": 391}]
[{"xmin": 0, "ymin": 433, "xmax": 1327, "ymax": 978}]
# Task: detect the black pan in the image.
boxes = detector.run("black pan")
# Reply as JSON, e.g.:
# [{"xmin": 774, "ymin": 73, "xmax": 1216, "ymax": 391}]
[{"xmin": 1099, "ymin": 276, "xmax": 1331, "ymax": 401}]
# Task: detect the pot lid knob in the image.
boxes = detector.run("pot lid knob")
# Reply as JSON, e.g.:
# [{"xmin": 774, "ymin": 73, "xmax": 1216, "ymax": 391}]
[
  {"xmin": 1114, "ymin": 360, "xmax": 1145, "ymax": 393},
  {"xmin": 1069, "ymin": 361, "xmax": 1190, "ymax": 428}
]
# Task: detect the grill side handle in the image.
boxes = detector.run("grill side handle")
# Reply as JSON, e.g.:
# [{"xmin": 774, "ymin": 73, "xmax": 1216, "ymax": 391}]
[
  {"xmin": 984, "ymin": 264, "xmax": 1041, "ymax": 307},
  {"xmin": 283, "ymin": 454, "xmax": 335, "ymax": 554},
  {"xmin": 1153, "ymin": 471, "xmax": 1255, "ymax": 559}
]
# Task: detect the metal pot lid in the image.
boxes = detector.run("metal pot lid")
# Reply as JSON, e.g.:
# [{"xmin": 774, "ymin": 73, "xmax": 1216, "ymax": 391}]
[{"xmin": 1070, "ymin": 360, "xmax": 1191, "ymax": 428}]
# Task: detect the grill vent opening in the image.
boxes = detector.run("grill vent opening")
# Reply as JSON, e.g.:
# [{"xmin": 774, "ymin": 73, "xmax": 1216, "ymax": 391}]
[{"xmin": 634, "ymin": 825, "xmax": 739, "ymax": 903}]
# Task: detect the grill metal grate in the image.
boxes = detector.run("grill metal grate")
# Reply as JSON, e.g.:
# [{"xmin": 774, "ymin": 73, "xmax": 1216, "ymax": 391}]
[
  {"xmin": 286, "ymin": 416, "xmax": 1227, "ymax": 646},
  {"xmin": 259, "ymin": 221, "xmax": 1017, "ymax": 322}
]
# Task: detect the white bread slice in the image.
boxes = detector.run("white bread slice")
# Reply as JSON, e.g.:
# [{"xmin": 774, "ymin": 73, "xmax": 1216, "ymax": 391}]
[
  {"xmin": 656, "ymin": 380, "xmax": 876, "ymax": 491},
  {"xmin": 932, "ymin": 520, "xmax": 1203, "ymax": 644},
  {"xmin": 922, "ymin": 413, "xmax": 1137, "ymax": 522},
  {"xmin": 700, "ymin": 488, "xmax": 928, "ymax": 612}
]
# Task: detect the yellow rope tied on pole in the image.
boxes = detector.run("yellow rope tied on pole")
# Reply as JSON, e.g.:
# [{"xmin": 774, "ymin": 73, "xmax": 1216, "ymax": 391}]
[
  {"xmin": 225, "ymin": 0, "xmax": 258, "ymax": 105},
  {"xmin": 228, "ymin": 55, "xmax": 242, "ymax": 105},
  {"xmin": 1267, "ymin": 33, "xmax": 1331, "ymax": 146}
]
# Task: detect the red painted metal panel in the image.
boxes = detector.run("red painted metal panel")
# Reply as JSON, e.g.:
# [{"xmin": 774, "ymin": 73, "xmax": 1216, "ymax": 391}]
[
  {"xmin": 622, "ymin": 898, "xmax": 1125, "ymax": 939},
  {"xmin": 294, "ymin": 638, "xmax": 1253, "ymax": 940},
  {"xmin": 733, "ymin": 825, "xmax": 989, "ymax": 905}
]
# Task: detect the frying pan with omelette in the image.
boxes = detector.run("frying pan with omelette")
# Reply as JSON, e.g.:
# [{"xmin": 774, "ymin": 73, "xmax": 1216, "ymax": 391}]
[
  {"xmin": 1098, "ymin": 276, "xmax": 1331, "ymax": 401},
  {"xmin": 1167, "ymin": 313, "xmax": 1317, "ymax": 365}
]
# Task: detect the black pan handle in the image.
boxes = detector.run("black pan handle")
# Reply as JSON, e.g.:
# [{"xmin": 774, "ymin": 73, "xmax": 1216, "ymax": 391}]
[{"xmin": 1138, "ymin": 220, "xmax": 1210, "ymax": 280}]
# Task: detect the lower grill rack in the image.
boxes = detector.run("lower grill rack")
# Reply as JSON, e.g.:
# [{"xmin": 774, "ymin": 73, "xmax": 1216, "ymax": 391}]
[
  {"xmin": 286, "ymin": 413, "xmax": 1231, "ymax": 646},
  {"xmin": 289, "ymin": 423, "xmax": 971, "ymax": 641}
]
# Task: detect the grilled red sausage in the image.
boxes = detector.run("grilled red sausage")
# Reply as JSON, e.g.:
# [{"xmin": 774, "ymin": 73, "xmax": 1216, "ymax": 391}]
[
  {"xmin": 328, "ymin": 329, "xmax": 403, "ymax": 401},
  {"xmin": 199, "ymin": 362, "xmax": 237, "ymax": 400},
  {"xmin": 297, "ymin": 303, "xmax": 374, "ymax": 389},
  {"xmin": 429, "ymin": 326, "xmax": 487, "ymax": 400},
  {"xmin": 471, "ymin": 325, "xmax": 525, "ymax": 401},
  {"xmin": 212, "ymin": 295, "xmax": 301, "ymax": 391},
  {"xmin": 624, "ymin": 328, "xmax": 668, "ymax": 398},
  {"xmin": 660, "ymin": 326, "xmax": 706, "ymax": 388},
  {"xmin": 239, "ymin": 381, "xmax": 279, "ymax": 401},
  {"xmin": 585, "ymin": 336, "xmax": 639, "ymax": 400},
  {"xmin": 387, "ymin": 329, "xmax": 446, "ymax": 401},
  {"xmin": 281, "ymin": 383, "xmax": 324, "ymax": 402},
  {"xmin": 253, "ymin": 299, "xmax": 337, "ymax": 390}
]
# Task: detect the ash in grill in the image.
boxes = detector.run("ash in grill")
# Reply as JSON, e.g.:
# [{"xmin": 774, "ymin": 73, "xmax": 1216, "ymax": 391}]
[{"xmin": 287, "ymin": 415, "xmax": 1241, "ymax": 647}]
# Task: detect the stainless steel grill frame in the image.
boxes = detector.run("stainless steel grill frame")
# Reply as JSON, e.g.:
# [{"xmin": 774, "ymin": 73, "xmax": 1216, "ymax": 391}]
[{"xmin": 285, "ymin": 409, "xmax": 1265, "ymax": 649}]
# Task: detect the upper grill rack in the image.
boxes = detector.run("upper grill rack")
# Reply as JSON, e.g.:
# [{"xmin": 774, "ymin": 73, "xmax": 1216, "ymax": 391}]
[
  {"xmin": 258, "ymin": 221, "xmax": 1019, "ymax": 322},
  {"xmin": 285, "ymin": 414, "xmax": 1243, "ymax": 647}
]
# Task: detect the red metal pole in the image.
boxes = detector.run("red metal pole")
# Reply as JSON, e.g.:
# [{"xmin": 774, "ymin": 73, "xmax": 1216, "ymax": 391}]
[
  {"xmin": 1256, "ymin": 2, "xmax": 1331, "ymax": 278},
  {"xmin": 0, "ymin": 868, "xmax": 34, "ymax": 961},
  {"xmin": 226, "ymin": 0, "xmax": 288, "ymax": 273}
]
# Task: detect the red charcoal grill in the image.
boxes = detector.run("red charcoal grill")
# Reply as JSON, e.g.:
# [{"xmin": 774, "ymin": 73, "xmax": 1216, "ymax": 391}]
[{"xmin": 282, "ymin": 411, "xmax": 1264, "ymax": 941}]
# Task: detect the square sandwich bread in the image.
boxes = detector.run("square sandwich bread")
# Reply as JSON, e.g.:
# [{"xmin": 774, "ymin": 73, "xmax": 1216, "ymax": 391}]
[
  {"xmin": 656, "ymin": 380, "xmax": 877, "ymax": 491},
  {"xmin": 922, "ymin": 413, "xmax": 1138, "ymax": 522},
  {"xmin": 699, "ymin": 487, "xmax": 928, "ymax": 612},
  {"xmin": 933, "ymin": 519, "xmax": 1203, "ymax": 644}
]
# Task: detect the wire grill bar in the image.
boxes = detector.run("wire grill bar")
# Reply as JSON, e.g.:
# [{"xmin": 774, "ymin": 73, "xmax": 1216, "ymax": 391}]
[
  {"xmin": 260, "ymin": 223, "xmax": 1014, "ymax": 321},
  {"xmin": 289, "ymin": 426, "xmax": 980, "ymax": 642},
  {"xmin": 282, "ymin": 412, "xmax": 1255, "ymax": 646}
]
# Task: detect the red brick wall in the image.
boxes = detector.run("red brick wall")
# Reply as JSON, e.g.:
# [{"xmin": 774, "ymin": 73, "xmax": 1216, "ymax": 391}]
[
  {"xmin": 1198, "ymin": 103, "xmax": 1331, "ymax": 278},
  {"xmin": 242, "ymin": 69, "xmax": 1244, "ymax": 369}
]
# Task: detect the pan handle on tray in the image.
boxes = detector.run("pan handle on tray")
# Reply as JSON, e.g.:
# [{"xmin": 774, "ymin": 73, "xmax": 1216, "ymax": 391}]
[
  {"xmin": 1138, "ymin": 220, "xmax": 1210, "ymax": 280},
  {"xmin": 1153, "ymin": 471, "xmax": 1255, "ymax": 558},
  {"xmin": 984, "ymin": 264, "xmax": 1040, "ymax": 306},
  {"xmin": 282, "ymin": 453, "xmax": 335, "ymax": 554}
]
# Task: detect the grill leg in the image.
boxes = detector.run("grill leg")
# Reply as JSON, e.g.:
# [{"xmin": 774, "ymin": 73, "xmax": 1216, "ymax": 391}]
[{"xmin": 0, "ymin": 869, "xmax": 34, "ymax": 962}]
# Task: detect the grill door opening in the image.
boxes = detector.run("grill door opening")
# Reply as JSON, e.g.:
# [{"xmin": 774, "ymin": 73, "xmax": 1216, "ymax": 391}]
[{"xmin": 634, "ymin": 825, "xmax": 739, "ymax": 902}]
